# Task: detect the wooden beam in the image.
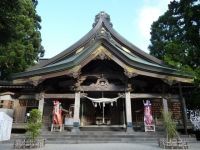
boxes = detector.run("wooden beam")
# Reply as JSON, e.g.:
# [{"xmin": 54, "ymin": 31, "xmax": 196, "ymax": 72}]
[
  {"xmin": 44, "ymin": 93, "xmax": 180, "ymax": 99},
  {"xmin": 44, "ymin": 93, "xmax": 86, "ymax": 99},
  {"xmin": 81, "ymin": 85, "xmax": 125, "ymax": 91},
  {"xmin": 130, "ymin": 93, "xmax": 180, "ymax": 99},
  {"xmin": 44, "ymin": 93, "xmax": 75, "ymax": 99}
]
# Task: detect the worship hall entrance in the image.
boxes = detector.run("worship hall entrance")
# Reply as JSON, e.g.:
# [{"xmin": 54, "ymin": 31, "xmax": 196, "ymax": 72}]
[
  {"xmin": 80, "ymin": 92, "xmax": 125, "ymax": 127},
  {"xmin": 42, "ymin": 91, "xmax": 127, "ymax": 131}
]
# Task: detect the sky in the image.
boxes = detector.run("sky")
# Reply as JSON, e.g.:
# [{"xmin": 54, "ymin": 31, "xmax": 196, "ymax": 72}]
[{"xmin": 36, "ymin": 0, "xmax": 172, "ymax": 58}]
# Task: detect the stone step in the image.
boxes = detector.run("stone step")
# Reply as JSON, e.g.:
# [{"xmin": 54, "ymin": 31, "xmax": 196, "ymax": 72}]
[
  {"xmin": 80, "ymin": 126, "xmax": 126, "ymax": 131},
  {"xmin": 11, "ymin": 132, "xmax": 196, "ymax": 138},
  {"xmin": 7, "ymin": 131, "xmax": 197, "ymax": 144},
  {"xmin": 42, "ymin": 131, "xmax": 164, "ymax": 137},
  {"xmin": 7, "ymin": 138, "xmax": 197, "ymax": 144}
]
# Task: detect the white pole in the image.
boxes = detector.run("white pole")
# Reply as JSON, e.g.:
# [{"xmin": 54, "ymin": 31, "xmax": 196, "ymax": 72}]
[
  {"xmin": 123, "ymin": 99, "xmax": 126, "ymax": 127},
  {"xmin": 102, "ymin": 103, "xmax": 105, "ymax": 124}
]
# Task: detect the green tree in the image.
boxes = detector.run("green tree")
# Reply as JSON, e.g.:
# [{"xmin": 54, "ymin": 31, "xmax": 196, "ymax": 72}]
[
  {"xmin": 26, "ymin": 109, "xmax": 42, "ymax": 141},
  {"xmin": 149, "ymin": 0, "xmax": 200, "ymax": 107},
  {"xmin": 0, "ymin": 0, "xmax": 44, "ymax": 79},
  {"xmin": 149, "ymin": 0, "xmax": 200, "ymax": 75}
]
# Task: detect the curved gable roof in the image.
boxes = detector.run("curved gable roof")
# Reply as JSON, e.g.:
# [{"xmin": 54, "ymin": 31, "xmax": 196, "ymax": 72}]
[
  {"xmin": 12, "ymin": 12, "xmax": 193, "ymax": 83},
  {"xmin": 31, "ymin": 12, "xmax": 164, "ymax": 69}
]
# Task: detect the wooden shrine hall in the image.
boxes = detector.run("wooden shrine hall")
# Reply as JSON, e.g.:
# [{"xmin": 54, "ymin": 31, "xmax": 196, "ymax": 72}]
[{"xmin": 0, "ymin": 12, "xmax": 193, "ymax": 133}]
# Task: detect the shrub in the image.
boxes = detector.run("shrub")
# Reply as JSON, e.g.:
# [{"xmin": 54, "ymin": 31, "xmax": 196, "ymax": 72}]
[
  {"xmin": 162, "ymin": 110, "xmax": 177, "ymax": 141},
  {"xmin": 26, "ymin": 109, "xmax": 42, "ymax": 141}
]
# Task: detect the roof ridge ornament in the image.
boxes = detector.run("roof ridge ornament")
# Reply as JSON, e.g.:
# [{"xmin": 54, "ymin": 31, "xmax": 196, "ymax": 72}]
[
  {"xmin": 95, "ymin": 27, "xmax": 111, "ymax": 40},
  {"xmin": 92, "ymin": 11, "xmax": 113, "ymax": 28}
]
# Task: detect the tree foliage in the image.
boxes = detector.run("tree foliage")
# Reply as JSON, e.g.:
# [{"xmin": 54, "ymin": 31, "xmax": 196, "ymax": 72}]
[
  {"xmin": 0, "ymin": 0, "xmax": 44, "ymax": 79},
  {"xmin": 149, "ymin": 0, "xmax": 200, "ymax": 107},
  {"xmin": 26, "ymin": 109, "xmax": 42, "ymax": 141},
  {"xmin": 149, "ymin": 0, "xmax": 200, "ymax": 81}
]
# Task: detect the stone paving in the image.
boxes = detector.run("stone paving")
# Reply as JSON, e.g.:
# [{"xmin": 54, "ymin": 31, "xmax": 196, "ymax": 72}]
[{"xmin": 0, "ymin": 143, "xmax": 200, "ymax": 150}]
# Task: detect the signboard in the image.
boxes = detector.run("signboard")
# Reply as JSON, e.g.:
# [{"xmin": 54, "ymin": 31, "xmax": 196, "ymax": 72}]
[{"xmin": 0, "ymin": 112, "xmax": 13, "ymax": 141}]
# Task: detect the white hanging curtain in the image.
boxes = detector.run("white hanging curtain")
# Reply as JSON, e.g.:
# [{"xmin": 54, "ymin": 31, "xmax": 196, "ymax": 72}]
[{"xmin": 82, "ymin": 95, "xmax": 123, "ymax": 105}]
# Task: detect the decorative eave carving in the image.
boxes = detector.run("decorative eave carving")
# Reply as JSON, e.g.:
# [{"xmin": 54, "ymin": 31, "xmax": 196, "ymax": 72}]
[
  {"xmin": 124, "ymin": 66, "xmax": 138, "ymax": 78},
  {"xmin": 75, "ymin": 76, "xmax": 86, "ymax": 88},
  {"xmin": 162, "ymin": 79, "xmax": 176, "ymax": 86},
  {"xmin": 126, "ymin": 83, "xmax": 133, "ymax": 92},
  {"xmin": 71, "ymin": 71, "xmax": 81, "ymax": 79},
  {"xmin": 68, "ymin": 65, "xmax": 81, "ymax": 79},
  {"xmin": 73, "ymin": 76, "xmax": 87, "ymax": 92},
  {"xmin": 95, "ymin": 27, "xmax": 112, "ymax": 41},
  {"xmin": 13, "ymin": 76, "xmax": 43, "ymax": 86},
  {"xmin": 96, "ymin": 52, "xmax": 110, "ymax": 60},
  {"xmin": 95, "ymin": 77, "xmax": 110, "ymax": 88},
  {"xmin": 28, "ymin": 76, "xmax": 43, "ymax": 86},
  {"xmin": 162, "ymin": 76, "xmax": 186, "ymax": 86},
  {"xmin": 92, "ymin": 45, "xmax": 112, "ymax": 60},
  {"xmin": 81, "ymin": 77, "xmax": 125, "ymax": 91},
  {"xmin": 35, "ymin": 92, "xmax": 44, "ymax": 100}
]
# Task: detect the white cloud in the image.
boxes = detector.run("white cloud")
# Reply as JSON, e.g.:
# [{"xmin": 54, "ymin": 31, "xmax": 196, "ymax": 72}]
[
  {"xmin": 136, "ymin": 0, "xmax": 173, "ymax": 52},
  {"xmin": 138, "ymin": 0, "xmax": 173, "ymax": 38},
  {"xmin": 138, "ymin": 7, "xmax": 161, "ymax": 38}
]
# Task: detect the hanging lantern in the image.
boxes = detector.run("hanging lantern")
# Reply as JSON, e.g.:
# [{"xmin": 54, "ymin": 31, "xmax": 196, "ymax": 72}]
[
  {"xmin": 111, "ymin": 102, "xmax": 113, "ymax": 107},
  {"xmin": 103, "ymin": 103, "xmax": 105, "ymax": 107}
]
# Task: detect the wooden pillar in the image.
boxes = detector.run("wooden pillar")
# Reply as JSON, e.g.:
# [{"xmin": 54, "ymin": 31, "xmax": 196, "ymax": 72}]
[
  {"xmin": 178, "ymin": 82, "xmax": 188, "ymax": 134},
  {"xmin": 125, "ymin": 91, "xmax": 134, "ymax": 132},
  {"xmin": 161, "ymin": 84, "xmax": 168, "ymax": 113},
  {"xmin": 162, "ymin": 98, "xmax": 168, "ymax": 113},
  {"xmin": 38, "ymin": 92, "xmax": 44, "ymax": 116},
  {"xmin": 81, "ymin": 99, "xmax": 84, "ymax": 126},
  {"xmin": 72, "ymin": 91, "xmax": 80, "ymax": 132}
]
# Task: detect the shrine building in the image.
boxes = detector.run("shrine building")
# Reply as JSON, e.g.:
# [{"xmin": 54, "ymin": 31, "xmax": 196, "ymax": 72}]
[{"xmin": 0, "ymin": 12, "xmax": 193, "ymax": 133}]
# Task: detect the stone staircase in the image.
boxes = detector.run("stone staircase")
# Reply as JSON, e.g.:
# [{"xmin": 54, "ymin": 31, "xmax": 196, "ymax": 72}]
[
  {"xmin": 9, "ymin": 130, "xmax": 197, "ymax": 144},
  {"xmin": 43, "ymin": 132, "xmax": 165, "ymax": 144}
]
